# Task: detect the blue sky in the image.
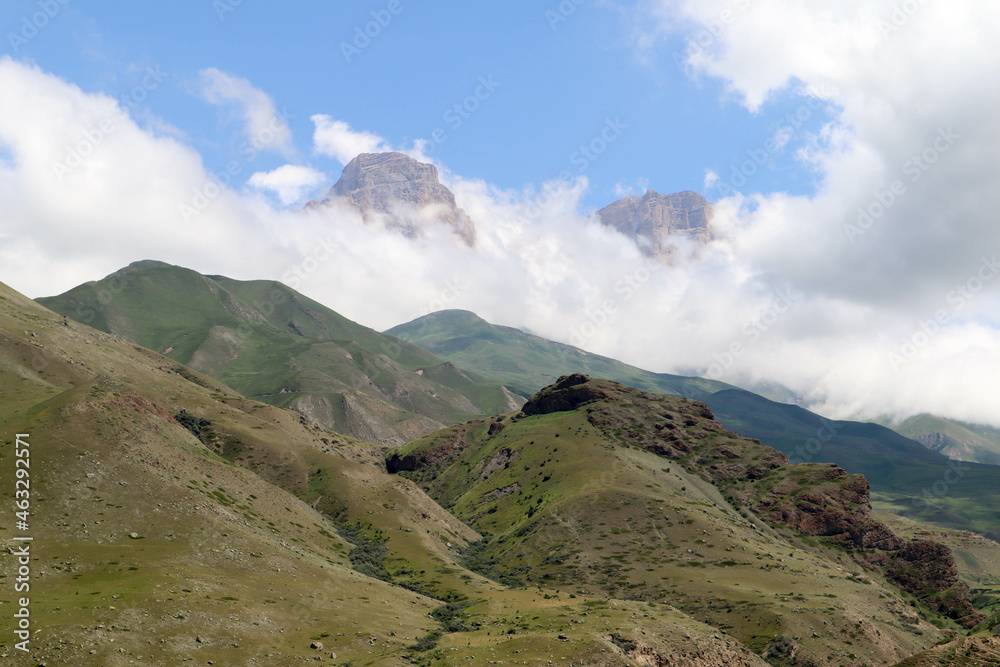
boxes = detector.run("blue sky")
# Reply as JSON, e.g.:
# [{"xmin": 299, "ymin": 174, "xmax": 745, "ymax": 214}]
[
  {"xmin": 2, "ymin": 1, "xmax": 999, "ymax": 426},
  {"xmin": 1, "ymin": 0, "xmax": 828, "ymax": 209}
]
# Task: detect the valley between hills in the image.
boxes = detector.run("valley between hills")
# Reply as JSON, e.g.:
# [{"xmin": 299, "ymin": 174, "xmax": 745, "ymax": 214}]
[{"xmin": 1, "ymin": 258, "xmax": 1000, "ymax": 665}]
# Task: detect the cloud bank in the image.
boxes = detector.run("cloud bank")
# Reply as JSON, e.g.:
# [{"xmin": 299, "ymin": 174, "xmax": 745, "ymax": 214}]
[
  {"xmin": 248, "ymin": 164, "xmax": 326, "ymax": 205},
  {"xmin": 2, "ymin": 0, "xmax": 999, "ymax": 434},
  {"xmin": 636, "ymin": 0, "xmax": 1000, "ymax": 423}
]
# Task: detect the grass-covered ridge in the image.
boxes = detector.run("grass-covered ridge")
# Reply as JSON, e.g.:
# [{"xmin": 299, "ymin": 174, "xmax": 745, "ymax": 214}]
[
  {"xmin": 388, "ymin": 309, "xmax": 1000, "ymax": 541},
  {"xmin": 37, "ymin": 260, "xmax": 520, "ymax": 445},
  {"xmin": 3, "ymin": 279, "xmax": 781, "ymax": 665},
  {"xmin": 388, "ymin": 374, "xmax": 994, "ymax": 664}
]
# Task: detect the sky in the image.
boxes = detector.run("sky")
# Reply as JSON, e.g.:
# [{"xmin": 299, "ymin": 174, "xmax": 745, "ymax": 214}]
[{"xmin": 1, "ymin": 1, "xmax": 999, "ymax": 428}]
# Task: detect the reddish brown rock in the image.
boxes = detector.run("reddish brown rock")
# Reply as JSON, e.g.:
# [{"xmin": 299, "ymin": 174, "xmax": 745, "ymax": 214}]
[{"xmin": 884, "ymin": 540, "xmax": 985, "ymax": 628}]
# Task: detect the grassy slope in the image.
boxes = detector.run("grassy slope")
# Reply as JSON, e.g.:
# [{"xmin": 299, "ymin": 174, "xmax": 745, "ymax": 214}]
[
  {"xmin": 37, "ymin": 261, "xmax": 518, "ymax": 446},
  {"xmin": 388, "ymin": 310, "xmax": 1000, "ymax": 539},
  {"xmin": 1, "ymin": 281, "xmax": 773, "ymax": 666},
  {"xmin": 882, "ymin": 413, "xmax": 1000, "ymax": 465},
  {"xmin": 892, "ymin": 634, "xmax": 1000, "ymax": 666},
  {"xmin": 0, "ymin": 280, "xmax": 440, "ymax": 664},
  {"xmin": 391, "ymin": 379, "xmax": 963, "ymax": 666},
  {"xmin": 386, "ymin": 309, "xmax": 729, "ymax": 399}
]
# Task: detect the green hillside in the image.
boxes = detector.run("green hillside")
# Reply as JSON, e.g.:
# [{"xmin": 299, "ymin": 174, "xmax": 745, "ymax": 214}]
[
  {"xmin": 387, "ymin": 309, "xmax": 730, "ymax": 399},
  {"xmin": 388, "ymin": 310, "xmax": 1000, "ymax": 539},
  {"xmin": 4, "ymin": 280, "xmax": 792, "ymax": 665},
  {"xmin": 882, "ymin": 413, "xmax": 1000, "ymax": 465},
  {"xmin": 9, "ymin": 279, "xmax": 1000, "ymax": 665},
  {"xmin": 37, "ymin": 261, "xmax": 520, "ymax": 445},
  {"xmin": 390, "ymin": 374, "xmax": 991, "ymax": 664}
]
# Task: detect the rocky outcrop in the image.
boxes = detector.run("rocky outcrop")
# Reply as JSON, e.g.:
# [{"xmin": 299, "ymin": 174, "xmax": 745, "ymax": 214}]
[
  {"xmin": 883, "ymin": 540, "xmax": 985, "ymax": 628},
  {"xmin": 597, "ymin": 189, "xmax": 712, "ymax": 260},
  {"xmin": 893, "ymin": 636, "xmax": 1000, "ymax": 666},
  {"xmin": 385, "ymin": 424, "xmax": 476, "ymax": 473},
  {"xmin": 476, "ymin": 447, "xmax": 518, "ymax": 478},
  {"xmin": 612, "ymin": 634, "xmax": 770, "ymax": 667},
  {"xmin": 758, "ymin": 472, "xmax": 983, "ymax": 627},
  {"xmin": 520, "ymin": 373, "xmax": 609, "ymax": 415},
  {"xmin": 756, "ymin": 468, "xmax": 904, "ymax": 550},
  {"xmin": 323, "ymin": 152, "xmax": 476, "ymax": 245},
  {"xmin": 914, "ymin": 431, "xmax": 952, "ymax": 454}
]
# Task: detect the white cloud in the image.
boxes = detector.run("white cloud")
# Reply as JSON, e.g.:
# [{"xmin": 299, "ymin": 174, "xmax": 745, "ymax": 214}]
[
  {"xmin": 632, "ymin": 0, "xmax": 1000, "ymax": 423},
  {"xmin": 0, "ymin": 58, "xmax": 294, "ymax": 297},
  {"xmin": 5, "ymin": 37, "xmax": 1000, "ymax": 432},
  {"xmin": 703, "ymin": 168, "xmax": 718, "ymax": 189},
  {"xmin": 248, "ymin": 164, "xmax": 325, "ymax": 205},
  {"xmin": 312, "ymin": 115, "xmax": 392, "ymax": 165},
  {"xmin": 198, "ymin": 67, "xmax": 293, "ymax": 156}
]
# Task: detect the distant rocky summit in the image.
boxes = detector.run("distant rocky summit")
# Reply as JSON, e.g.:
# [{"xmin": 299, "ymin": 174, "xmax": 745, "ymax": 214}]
[
  {"xmin": 320, "ymin": 151, "xmax": 476, "ymax": 245},
  {"xmin": 319, "ymin": 156, "xmax": 712, "ymax": 256},
  {"xmin": 597, "ymin": 189, "xmax": 713, "ymax": 260}
]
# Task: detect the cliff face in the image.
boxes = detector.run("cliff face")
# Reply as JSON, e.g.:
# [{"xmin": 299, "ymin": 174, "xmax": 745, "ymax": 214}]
[
  {"xmin": 862, "ymin": 540, "xmax": 986, "ymax": 628},
  {"xmin": 756, "ymin": 467, "xmax": 905, "ymax": 550},
  {"xmin": 597, "ymin": 189, "xmax": 713, "ymax": 260},
  {"xmin": 323, "ymin": 151, "xmax": 476, "ymax": 245}
]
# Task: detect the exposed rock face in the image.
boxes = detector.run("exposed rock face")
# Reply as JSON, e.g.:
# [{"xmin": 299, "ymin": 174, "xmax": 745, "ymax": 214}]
[
  {"xmin": 516, "ymin": 375, "xmax": 983, "ymax": 632},
  {"xmin": 618, "ymin": 635, "xmax": 771, "ymax": 666},
  {"xmin": 520, "ymin": 373, "xmax": 609, "ymax": 415},
  {"xmin": 597, "ymin": 189, "xmax": 712, "ymax": 260},
  {"xmin": 893, "ymin": 636, "xmax": 1000, "ymax": 666},
  {"xmin": 324, "ymin": 152, "xmax": 476, "ymax": 245},
  {"xmin": 385, "ymin": 423, "xmax": 477, "ymax": 473},
  {"xmin": 756, "ymin": 468, "xmax": 904, "ymax": 550},
  {"xmin": 883, "ymin": 540, "xmax": 985, "ymax": 628},
  {"xmin": 914, "ymin": 431, "xmax": 952, "ymax": 454}
]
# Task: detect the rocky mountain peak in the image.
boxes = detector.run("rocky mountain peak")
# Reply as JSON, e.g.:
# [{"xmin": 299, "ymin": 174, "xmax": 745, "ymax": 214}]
[
  {"xmin": 597, "ymin": 189, "xmax": 713, "ymax": 260},
  {"xmin": 332, "ymin": 151, "xmax": 439, "ymax": 193},
  {"xmin": 323, "ymin": 151, "xmax": 476, "ymax": 245}
]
